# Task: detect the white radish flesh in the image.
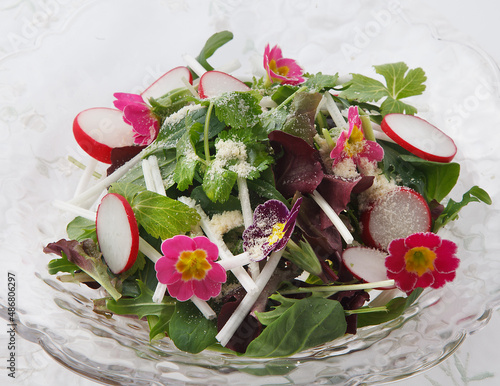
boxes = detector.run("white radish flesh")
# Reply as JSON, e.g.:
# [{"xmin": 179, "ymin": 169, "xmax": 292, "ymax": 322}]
[
  {"xmin": 141, "ymin": 66, "xmax": 193, "ymax": 101},
  {"xmin": 198, "ymin": 70, "xmax": 250, "ymax": 99},
  {"xmin": 381, "ymin": 113, "xmax": 457, "ymax": 163},
  {"xmin": 361, "ymin": 187, "xmax": 431, "ymax": 250},
  {"xmin": 96, "ymin": 193, "xmax": 139, "ymax": 274},
  {"xmin": 73, "ymin": 107, "xmax": 135, "ymax": 164},
  {"xmin": 342, "ymin": 247, "xmax": 394, "ymax": 288}
]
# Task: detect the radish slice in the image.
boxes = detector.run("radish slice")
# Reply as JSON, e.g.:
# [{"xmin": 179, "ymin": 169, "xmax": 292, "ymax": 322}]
[
  {"xmin": 141, "ymin": 66, "xmax": 193, "ymax": 101},
  {"xmin": 73, "ymin": 107, "xmax": 136, "ymax": 164},
  {"xmin": 361, "ymin": 187, "xmax": 431, "ymax": 250},
  {"xmin": 96, "ymin": 193, "xmax": 139, "ymax": 274},
  {"xmin": 381, "ymin": 113, "xmax": 457, "ymax": 163},
  {"xmin": 198, "ymin": 70, "xmax": 250, "ymax": 99},
  {"xmin": 342, "ymin": 247, "xmax": 394, "ymax": 289}
]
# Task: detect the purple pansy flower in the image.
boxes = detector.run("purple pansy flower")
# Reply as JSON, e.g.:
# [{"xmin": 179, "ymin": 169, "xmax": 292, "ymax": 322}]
[
  {"xmin": 113, "ymin": 92, "xmax": 159, "ymax": 146},
  {"xmin": 242, "ymin": 198, "xmax": 302, "ymax": 261}
]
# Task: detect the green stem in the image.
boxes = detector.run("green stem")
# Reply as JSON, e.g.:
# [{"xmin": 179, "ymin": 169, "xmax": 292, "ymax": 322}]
[
  {"xmin": 68, "ymin": 156, "xmax": 102, "ymax": 179},
  {"xmin": 345, "ymin": 306, "xmax": 388, "ymax": 316},
  {"xmin": 279, "ymin": 279, "xmax": 395, "ymax": 296},
  {"xmin": 204, "ymin": 101, "xmax": 214, "ymax": 164},
  {"xmin": 276, "ymin": 85, "xmax": 308, "ymax": 110},
  {"xmin": 360, "ymin": 115, "xmax": 376, "ymax": 142}
]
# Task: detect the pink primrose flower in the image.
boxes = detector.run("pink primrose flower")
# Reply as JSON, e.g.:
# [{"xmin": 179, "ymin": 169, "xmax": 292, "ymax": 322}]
[
  {"xmin": 263, "ymin": 44, "xmax": 305, "ymax": 86},
  {"xmin": 385, "ymin": 232, "xmax": 459, "ymax": 293},
  {"xmin": 330, "ymin": 106, "xmax": 384, "ymax": 168},
  {"xmin": 155, "ymin": 235, "xmax": 227, "ymax": 301},
  {"xmin": 113, "ymin": 92, "xmax": 159, "ymax": 146}
]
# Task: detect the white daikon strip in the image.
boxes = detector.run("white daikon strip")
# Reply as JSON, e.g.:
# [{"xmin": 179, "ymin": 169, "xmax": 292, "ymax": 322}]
[
  {"xmin": 74, "ymin": 157, "xmax": 98, "ymax": 198},
  {"xmin": 182, "ymin": 54, "xmax": 207, "ymax": 78},
  {"xmin": 324, "ymin": 92, "xmax": 347, "ymax": 129},
  {"xmin": 311, "ymin": 190, "xmax": 353, "ymax": 244}
]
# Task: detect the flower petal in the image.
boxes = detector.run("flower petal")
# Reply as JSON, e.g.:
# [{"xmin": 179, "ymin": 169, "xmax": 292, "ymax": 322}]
[
  {"xmin": 161, "ymin": 235, "xmax": 195, "ymax": 258},
  {"xmin": 192, "ymin": 278, "xmax": 222, "ymax": 301},
  {"xmin": 206, "ymin": 262, "xmax": 227, "ymax": 283},
  {"xmin": 113, "ymin": 93, "xmax": 144, "ymax": 111},
  {"xmin": 433, "ymin": 239, "xmax": 459, "ymax": 273},
  {"xmin": 167, "ymin": 280, "xmax": 193, "ymax": 301},
  {"xmin": 192, "ymin": 236, "xmax": 219, "ymax": 261},
  {"xmin": 388, "ymin": 269, "xmax": 418, "ymax": 293},
  {"xmin": 404, "ymin": 232, "xmax": 441, "ymax": 250},
  {"xmin": 385, "ymin": 238, "xmax": 408, "ymax": 273},
  {"xmin": 155, "ymin": 257, "xmax": 182, "ymax": 284},
  {"xmin": 430, "ymin": 271, "xmax": 456, "ymax": 289}
]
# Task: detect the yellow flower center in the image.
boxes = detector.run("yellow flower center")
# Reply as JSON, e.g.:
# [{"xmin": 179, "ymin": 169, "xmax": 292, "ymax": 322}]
[
  {"xmin": 269, "ymin": 59, "xmax": 290, "ymax": 77},
  {"xmin": 175, "ymin": 249, "xmax": 211, "ymax": 281},
  {"xmin": 404, "ymin": 247, "xmax": 437, "ymax": 277},
  {"xmin": 268, "ymin": 222, "xmax": 286, "ymax": 246},
  {"xmin": 344, "ymin": 125, "xmax": 365, "ymax": 157}
]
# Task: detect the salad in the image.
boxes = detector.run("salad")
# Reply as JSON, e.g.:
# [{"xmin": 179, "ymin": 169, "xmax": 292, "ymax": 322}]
[{"xmin": 44, "ymin": 31, "xmax": 491, "ymax": 357}]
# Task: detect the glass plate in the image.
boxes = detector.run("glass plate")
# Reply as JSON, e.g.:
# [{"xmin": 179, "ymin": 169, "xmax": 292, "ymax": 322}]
[{"xmin": 1, "ymin": 0, "xmax": 500, "ymax": 384}]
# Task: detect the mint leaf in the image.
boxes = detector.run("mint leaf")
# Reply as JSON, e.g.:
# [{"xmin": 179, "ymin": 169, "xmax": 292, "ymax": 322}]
[
  {"xmin": 246, "ymin": 297, "xmax": 346, "ymax": 357},
  {"xmin": 433, "ymin": 186, "xmax": 492, "ymax": 232},
  {"xmin": 213, "ymin": 91, "xmax": 262, "ymax": 130},
  {"xmin": 131, "ymin": 190, "xmax": 201, "ymax": 239},
  {"xmin": 168, "ymin": 301, "xmax": 218, "ymax": 353},
  {"xmin": 195, "ymin": 30, "xmax": 233, "ymax": 72},
  {"xmin": 340, "ymin": 62, "xmax": 426, "ymax": 116},
  {"xmin": 106, "ymin": 280, "xmax": 175, "ymax": 319}
]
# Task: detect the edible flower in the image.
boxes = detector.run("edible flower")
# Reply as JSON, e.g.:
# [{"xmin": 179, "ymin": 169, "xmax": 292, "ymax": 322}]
[
  {"xmin": 263, "ymin": 44, "xmax": 305, "ymax": 86},
  {"xmin": 155, "ymin": 235, "xmax": 226, "ymax": 301},
  {"xmin": 113, "ymin": 92, "xmax": 159, "ymax": 146},
  {"xmin": 242, "ymin": 198, "xmax": 302, "ymax": 261},
  {"xmin": 385, "ymin": 232, "xmax": 459, "ymax": 293},
  {"xmin": 330, "ymin": 106, "xmax": 384, "ymax": 168}
]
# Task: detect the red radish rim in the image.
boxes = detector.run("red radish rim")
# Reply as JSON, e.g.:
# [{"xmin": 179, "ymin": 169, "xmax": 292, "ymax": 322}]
[
  {"xmin": 73, "ymin": 108, "xmax": 135, "ymax": 164},
  {"xmin": 198, "ymin": 70, "xmax": 250, "ymax": 99},
  {"xmin": 96, "ymin": 193, "xmax": 139, "ymax": 274},
  {"xmin": 381, "ymin": 113, "xmax": 457, "ymax": 163},
  {"xmin": 141, "ymin": 66, "xmax": 193, "ymax": 101}
]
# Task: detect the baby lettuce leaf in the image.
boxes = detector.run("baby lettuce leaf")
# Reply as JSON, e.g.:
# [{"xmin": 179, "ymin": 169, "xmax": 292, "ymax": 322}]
[
  {"xmin": 340, "ymin": 62, "xmax": 426, "ymax": 116},
  {"xmin": 66, "ymin": 216, "xmax": 97, "ymax": 243},
  {"xmin": 44, "ymin": 239, "xmax": 121, "ymax": 300},
  {"xmin": 168, "ymin": 301, "xmax": 218, "ymax": 354},
  {"xmin": 105, "ymin": 280, "xmax": 175, "ymax": 320},
  {"xmin": 245, "ymin": 297, "xmax": 346, "ymax": 357},
  {"xmin": 433, "ymin": 186, "xmax": 492, "ymax": 232},
  {"xmin": 47, "ymin": 254, "xmax": 79, "ymax": 275},
  {"xmin": 254, "ymin": 293, "xmax": 301, "ymax": 326}
]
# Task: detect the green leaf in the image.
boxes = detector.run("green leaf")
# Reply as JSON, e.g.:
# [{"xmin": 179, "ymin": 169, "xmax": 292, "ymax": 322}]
[
  {"xmin": 357, "ymin": 288, "xmax": 423, "ymax": 327},
  {"xmin": 108, "ymin": 182, "xmax": 145, "ymax": 203},
  {"xmin": 340, "ymin": 62, "xmax": 426, "ymax": 116},
  {"xmin": 130, "ymin": 190, "xmax": 201, "ymax": 239},
  {"xmin": 66, "ymin": 216, "xmax": 97, "ymax": 243},
  {"xmin": 173, "ymin": 122, "xmax": 203, "ymax": 191},
  {"xmin": 106, "ymin": 280, "xmax": 175, "ymax": 319},
  {"xmin": 433, "ymin": 186, "xmax": 492, "ymax": 232},
  {"xmin": 195, "ymin": 30, "xmax": 234, "ymax": 72},
  {"xmin": 246, "ymin": 175, "xmax": 288, "ymax": 204},
  {"xmin": 375, "ymin": 62, "xmax": 426, "ymax": 100},
  {"xmin": 168, "ymin": 301, "xmax": 218, "ymax": 354},
  {"xmin": 303, "ymin": 72, "xmax": 339, "ymax": 92},
  {"xmin": 254, "ymin": 293, "xmax": 301, "ymax": 326},
  {"xmin": 47, "ymin": 253, "xmax": 79, "ymax": 275},
  {"xmin": 245, "ymin": 297, "xmax": 347, "ymax": 357},
  {"xmin": 282, "ymin": 91, "xmax": 323, "ymax": 144},
  {"xmin": 213, "ymin": 91, "xmax": 263, "ymax": 130},
  {"xmin": 399, "ymin": 154, "xmax": 460, "ymax": 202},
  {"xmin": 283, "ymin": 239, "xmax": 323, "ymax": 276},
  {"xmin": 202, "ymin": 162, "xmax": 238, "ymax": 203}
]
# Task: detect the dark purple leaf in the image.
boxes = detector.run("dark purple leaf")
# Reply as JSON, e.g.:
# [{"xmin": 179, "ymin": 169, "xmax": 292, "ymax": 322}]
[{"xmin": 107, "ymin": 145, "xmax": 145, "ymax": 175}]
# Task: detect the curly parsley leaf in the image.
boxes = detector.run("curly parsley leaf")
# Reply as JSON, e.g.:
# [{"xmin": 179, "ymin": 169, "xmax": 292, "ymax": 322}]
[{"xmin": 340, "ymin": 62, "xmax": 426, "ymax": 116}]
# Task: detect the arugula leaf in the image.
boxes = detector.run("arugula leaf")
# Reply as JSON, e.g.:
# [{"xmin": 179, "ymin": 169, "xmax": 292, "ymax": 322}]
[
  {"xmin": 340, "ymin": 62, "xmax": 426, "ymax": 116},
  {"xmin": 168, "ymin": 301, "xmax": 218, "ymax": 354},
  {"xmin": 131, "ymin": 190, "xmax": 201, "ymax": 239},
  {"xmin": 433, "ymin": 186, "xmax": 492, "ymax": 232},
  {"xmin": 195, "ymin": 30, "xmax": 234, "ymax": 73},
  {"xmin": 245, "ymin": 297, "xmax": 346, "ymax": 357},
  {"xmin": 213, "ymin": 91, "xmax": 263, "ymax": 130},
  {"xmin": 106, "ymin": 280, "xmax": 175, "ymax": 319},
  {"xmin": 66, "ymin": 216, "xmax": 97, "ymax": 243}
]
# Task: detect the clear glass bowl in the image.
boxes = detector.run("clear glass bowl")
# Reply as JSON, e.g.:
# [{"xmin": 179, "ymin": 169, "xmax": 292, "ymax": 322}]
[{"xmin": 1, "ymin": 1, "xmax": 500, "ymax": 384}]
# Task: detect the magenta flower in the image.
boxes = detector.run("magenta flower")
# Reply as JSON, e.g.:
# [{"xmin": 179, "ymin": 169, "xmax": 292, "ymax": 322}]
[
  {"xmin": 385, "ymin": 232, "xmax": 459, "ymax": 294},
  {"xmin": 330, "ymin": 106, "xmax": 384, "ymax": 167},
  {"xmin": 155, "ymin": 235, "xmax": 227, "ymax": 301},
  {"xmin": 242, "ymin": 198, "xmax": 302, "ymax": 261},
  {"xmin": 263, "ymin": 44, "xmax": 305, "ymax": 86},
  {"xmin": 113, "ymin": 92, "xmax": 159, "ymax": 146}
]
